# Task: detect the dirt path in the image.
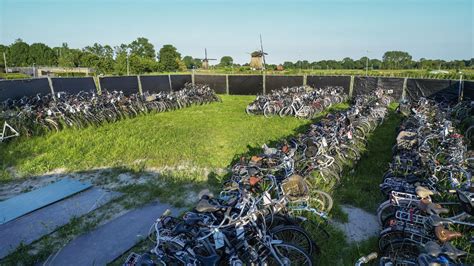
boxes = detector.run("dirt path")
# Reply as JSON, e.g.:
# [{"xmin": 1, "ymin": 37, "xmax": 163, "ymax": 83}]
[{"xmin": 332, "ymin": 205, "xmax": 380, "ymax": 243}]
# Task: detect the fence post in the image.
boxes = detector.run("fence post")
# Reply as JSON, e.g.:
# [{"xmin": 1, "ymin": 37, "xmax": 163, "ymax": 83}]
[
  {"xmin": 47, "ymin": 77, "xmax": 56, "ymax": 100},
  {"xmin": 95, "ymin": 76, "xmax": 102, "ymax": 95},
  {"xmin": 225, "ymin": 74, "xmax": 229, "ymax": 95},
  {"xmin": 303, "ymin": 74, "xmax": 307, "ymax": 86},
  {"xmin": 262, "ymin": 73, "xmax": 266, "ymax": 94},
  {"xmin": 137, "ymin": 75, "xmax": 143, "ymax": 95},
  {"xmin": 458, "ymin": 75, "xmax": 463, "ymax": 102},
  {"xmin": 168, "ymin": 74, "xmax": 172, "ymax": 91},
  {"xmin": 349, "ymin": 76, "xmax": 355, "ymax": 98},
  {"xmin": 402, "ymin": 77, "xmax": 408, "ymax": 101},
  {"xmin": 192, "ymin": 69, "xmax": 195, "ymax": 85}
]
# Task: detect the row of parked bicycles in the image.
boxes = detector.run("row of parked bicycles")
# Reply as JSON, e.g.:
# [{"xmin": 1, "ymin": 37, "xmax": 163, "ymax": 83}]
[
  {"xmin": 0, "ymin": 83, "xmax": 220, "ymax": 140},
  {"xmin": 124, "ymin": 90, "xmax": 395, "ymax": 265},
  {"xmin": 245, "ymin": 86, "xmax": 348, "ymax": 119},
  {"xmin": 358, "ymin": 99, "xmax": 474, "ymax": 265}
]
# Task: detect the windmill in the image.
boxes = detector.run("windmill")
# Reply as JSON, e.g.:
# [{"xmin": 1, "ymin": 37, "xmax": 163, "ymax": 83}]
[
  {"xmin": 249, "ymin": 34, "xmax": 268, "ymax": 71},
  {"xmin": 197, "ymin": 48, "xmax": 216, "ymax": 70}
]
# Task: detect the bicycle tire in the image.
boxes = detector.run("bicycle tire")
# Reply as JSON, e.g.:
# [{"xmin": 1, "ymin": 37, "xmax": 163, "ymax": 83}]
[
  {"xmin": 267, "ymin": 242, "xmax": 313, "ymax": 266},
  {"xmin": 271, "ymin": 225, "xmax": 314, "ymax": 255}
]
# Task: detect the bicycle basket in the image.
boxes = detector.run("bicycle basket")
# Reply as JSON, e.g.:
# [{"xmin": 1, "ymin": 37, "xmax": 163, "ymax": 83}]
[{"xmin": 281, "ymin": 174, "xmax": 309, "ymax": 201}]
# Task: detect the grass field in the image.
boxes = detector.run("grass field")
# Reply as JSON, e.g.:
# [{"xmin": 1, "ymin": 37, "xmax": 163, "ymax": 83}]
[{"xmin": 0, "ymin": 95, "xmax": 347, "ymax": 182}]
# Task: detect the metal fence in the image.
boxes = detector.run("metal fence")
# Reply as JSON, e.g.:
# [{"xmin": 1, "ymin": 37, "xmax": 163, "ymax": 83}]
[{"xmin": 0, "ymin": 74, "xmax": 471, "ymax": 103}]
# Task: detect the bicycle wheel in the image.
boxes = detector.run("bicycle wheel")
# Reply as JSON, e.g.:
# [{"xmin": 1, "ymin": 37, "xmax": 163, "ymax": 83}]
[
  {"xmin": 264, "ymin": 105, "xmax": 277, "ymax": 118},
  {"xmin": 267, "ymin": 242, "xmax": 312, "ymax": 266},
  {"xmin": 380, "ymin": 239, "xmax": 420, "ymax": 264},
  {"xmin": 271, "ymin": 225, "xmax": 314, "ymax": 255},
  {"xmin": 309, "ymin": 190, "xmax": 333, "ymax": 213}
]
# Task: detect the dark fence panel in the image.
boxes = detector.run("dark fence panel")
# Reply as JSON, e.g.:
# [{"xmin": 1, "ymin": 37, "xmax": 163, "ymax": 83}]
[
  {"xmin": 99, "ymin": 76, "xmax": 139, "ymax": 95},
  {"xmin": 228, "ymin": 75, "xmax": 263, "ymax": 95},
  {"xmin": 377, "ymin": 77, "xmax": 404, "ymax": 100},
  {"xmin": 170, "ymin": 75, "xmax": 192, "ymax": 91},
  {"xmin": 52, "ymin": 77, "xmax": 97, "ymax": 94},
  {"xmin": 0, "ymin": 78, "xmax": 51, "ymax": 101},
  {"xmin": 140, "ymin": 75, "xmax": 171, "ymax": 93},
  {"xmin": 266, "ymin": 75, "xmax": 303, "ymax": 92},
  {"xmin": 195, "ymin": 75, "xmax": 226, "ymax": 94},
  {"xmin": 353, "ymin": 76, "xmax": 377, "ymax": 96},
  {"xmin": 463, "ymin": 81, "xmax": 474, "ymax": 101},
  {"xmin": 406, "ymin": 79, "xmax": 460, "ymax": 102},
  {"xmin": 306, "ymin": 75, "xmax": 351, "ymax": 94}
]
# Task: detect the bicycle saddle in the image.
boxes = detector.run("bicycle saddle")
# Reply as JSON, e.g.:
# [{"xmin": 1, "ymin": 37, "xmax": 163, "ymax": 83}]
[
  {"xmin": 195, "ymin": 199, "xmax": 224, "ymax": 213},
  {"xmin": 435, "ymin": 226, "xmax": 462, "ymax": 243},
  {"xmin": 416, "ymin": 186, "xmax": 435, "ymax": 199},
  {"xmin": 441, "ymin": 242, "xmax": 467, "ymax": 260}
]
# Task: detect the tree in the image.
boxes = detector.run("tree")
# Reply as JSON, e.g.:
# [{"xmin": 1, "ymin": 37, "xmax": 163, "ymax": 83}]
[
  {"xmin": 83, "ymin": 43, "xmax": 114, "ymax": 73},
  {"xmin": 193, "ymin": 58, "xmax": 202, "ymax": 68},
  {"xmin": 28, "ymin": 43, "xmax": 57, "ymax": 66},
  {"xmin": 0, "ymin": 45, "xmax": 9, "ymax": 68},
  {"xmin": 182, "ymin": 56, "xmax": 194, "ymax": 69},
  {"xmin": 129, "ymin": 37, "xmax": 156, "ymax": 59},
  {"xmin": 58, "ymin": 43, "xmax": 83, "ymax": 67},
  {"xmin": 382, "ymin": 51, "xmax": 412, "ymax": 69},
  {"xmin": 9, "ymin": 39, "xmax": 30, "ymax": 66},
  {"xmin": 355, "ymin": 57, "xmax": 368, "ymax": 69},
  {"xmin": 342, "ymin": 57, "xmax": 355, "ymax": 69},
  {"xmin": 114, "ymin": 44, "xmax": 130, "ymax": 74},
  {"xmin": 283, "ymin": 61, "xmax": 294, "ymax": 69},
  {"xmin": 129, "ymin": 54, "xmax": 159, "ymax": 74},
  {"xmin": 219, "ymin": 56, "xmax": 233, "ymax": 67},
  {"xmin": 182, "ymin": 56, "xmax": 202, "ymax": 69},
  {"xmin": 157, "ymin": 44, "xmax": 181, "ymax": 72},
  {"xmin": 369, "ymin": 59, "xmax": 382, "ymax": 69}
]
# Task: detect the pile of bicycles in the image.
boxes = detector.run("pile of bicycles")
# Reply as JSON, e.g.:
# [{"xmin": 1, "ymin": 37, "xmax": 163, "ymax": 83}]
[
  {"xmin": 124, "ymin": 91, "xmax": 395, "ymax": 265},
  {"xmin": 371, "ymin": 98, "xmax": 474, "ymax": 265},
  {"xmin": 246, "ymin": 86, "xmax": 348, "ymax": 119},
  {"xmin": 0, "ymin": 83, "xmax": 220, "ymax": 138}
]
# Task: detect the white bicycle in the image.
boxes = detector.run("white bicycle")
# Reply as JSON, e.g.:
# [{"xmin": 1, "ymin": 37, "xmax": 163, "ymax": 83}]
[{"xmin": 0, "ymin": 121, "xmax": 19, "ymax": 142}]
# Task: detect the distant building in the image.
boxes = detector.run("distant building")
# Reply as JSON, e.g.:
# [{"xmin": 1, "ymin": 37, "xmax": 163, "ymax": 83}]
[
  {"xmin": 6, "ymin": 66, "xmax": 94, "ymax": 77},
  {"xmin": 249, "ymin": 51, "xmax": 265, "ymax": 70},
  {"xmin": 276, "ymin": 64, "xmax": 284, "ymax": 71}
]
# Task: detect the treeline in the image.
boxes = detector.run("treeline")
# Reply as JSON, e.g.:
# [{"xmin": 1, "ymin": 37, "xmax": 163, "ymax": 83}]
[
  {"xmin": 0, "ymin": 38, "xmax": 472, "ymax": 75},
  {"xmin": 279, "ymin": 51, "xmax": 473, "ymax": 71},
  {"xmin": 0, "ymin": 38, "xmax": 189, "ymax": 75}
]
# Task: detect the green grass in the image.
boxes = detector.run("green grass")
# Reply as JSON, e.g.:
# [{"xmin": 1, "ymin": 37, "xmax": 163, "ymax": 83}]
[
  {"xmin": 0, "ymin": 72, "xmax": 31, "ymax": 79},
  {"xmin": 0, "ymin": 95, "xmax": 318, "ymax": 181},
  {"xmin": 336, "ymin": 104, "xmax": 403, "ymax": 212}
]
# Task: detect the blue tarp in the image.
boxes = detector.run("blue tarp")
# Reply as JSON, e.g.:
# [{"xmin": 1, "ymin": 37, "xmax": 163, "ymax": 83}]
[{"xmin": 0, "ymin": 178, "xmax": 92, "ymax": 225}]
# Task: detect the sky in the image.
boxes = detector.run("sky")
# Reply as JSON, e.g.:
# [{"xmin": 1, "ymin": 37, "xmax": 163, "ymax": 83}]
[{"xmin": 0, "ymin": 0, "xmax": 473, "ymax": 64}]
